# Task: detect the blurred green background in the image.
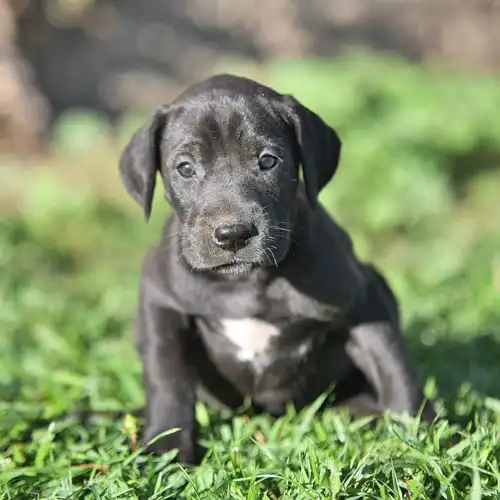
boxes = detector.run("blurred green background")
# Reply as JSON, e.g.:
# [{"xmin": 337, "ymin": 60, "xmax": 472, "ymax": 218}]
[{"xmin": 1, "ymin": 1, "xmax": 500, "ymax": 496}]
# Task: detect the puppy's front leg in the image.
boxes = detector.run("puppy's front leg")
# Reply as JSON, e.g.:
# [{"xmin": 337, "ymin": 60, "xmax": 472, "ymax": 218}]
[
  {"xmin": 136, "ymin": 293, "xmax": 198, "ymax": 463},
  {"xmin": 346, "ymin": 268, "xmax": 435, "ymax": 420}
]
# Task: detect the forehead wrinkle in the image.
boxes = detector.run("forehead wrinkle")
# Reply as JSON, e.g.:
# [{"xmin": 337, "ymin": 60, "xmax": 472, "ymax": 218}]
[
  {"xmin": 171, "ymin": 96, "xmax": 287, "ymax": 163},
  {"xmin": 189, "ymin": 108, "xmax": 243, "ymax": 160},
  {"xmin": 210, "ymin": 104, "xmax": 250, "ymax": 144},
  {"xmin": 226, "ymin": 101, "xmax": 284, "ymax": 151},
  {"xmin": 196, "ymin": 108, "xmax": 222, "ymax": 144},
  {"xmin": 227, "ymin": 111, "xmax": 246, "ymax": 144}
]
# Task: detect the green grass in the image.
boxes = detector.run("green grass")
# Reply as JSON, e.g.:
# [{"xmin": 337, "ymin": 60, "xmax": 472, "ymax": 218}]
[{"xmin": 1, "ymin": 54, "xmax": 500, "ymax": 498}]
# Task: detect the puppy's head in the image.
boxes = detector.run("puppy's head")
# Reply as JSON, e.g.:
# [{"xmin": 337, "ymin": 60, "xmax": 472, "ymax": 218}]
[{"xmin": 119, "ymin": 74, "xmax": 341, "ymax": 276}]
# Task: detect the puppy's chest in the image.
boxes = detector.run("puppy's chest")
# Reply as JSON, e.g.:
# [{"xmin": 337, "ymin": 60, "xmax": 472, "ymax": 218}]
[
  {"xmin": 220, "ymin": 318, "xmax": 279, "ymax": 367},
  {"xmin": 198, "ymin": 317, "xmax": 311, "ymax": 374}
]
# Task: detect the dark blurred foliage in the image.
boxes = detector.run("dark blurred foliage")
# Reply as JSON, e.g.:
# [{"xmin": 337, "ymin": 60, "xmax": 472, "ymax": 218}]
[{"xmin": 3, "ymin": 0, "xmax": 500, "ymax": 152}]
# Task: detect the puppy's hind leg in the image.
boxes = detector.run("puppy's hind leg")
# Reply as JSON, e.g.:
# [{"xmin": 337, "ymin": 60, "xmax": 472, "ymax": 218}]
[{"xmin": 345, "ymin": 266, "xmax": 435, "ymax": 421}]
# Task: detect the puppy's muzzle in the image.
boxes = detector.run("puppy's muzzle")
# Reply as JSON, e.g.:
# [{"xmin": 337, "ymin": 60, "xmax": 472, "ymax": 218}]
[{"xmin": 212, "ymin": 221, "xmax": 257, "ymax": 252}]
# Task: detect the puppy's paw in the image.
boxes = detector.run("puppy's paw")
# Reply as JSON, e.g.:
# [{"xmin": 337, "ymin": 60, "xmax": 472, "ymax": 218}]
[{"xmin": 142, "ymin": 428, "xmax": 198, "ymax": 464}]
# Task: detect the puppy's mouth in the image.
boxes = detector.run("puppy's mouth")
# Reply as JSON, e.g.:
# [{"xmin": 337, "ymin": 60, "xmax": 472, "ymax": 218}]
[{"xmin": 208, "ymin": 261, "xmax": 259, "ymax": 276}]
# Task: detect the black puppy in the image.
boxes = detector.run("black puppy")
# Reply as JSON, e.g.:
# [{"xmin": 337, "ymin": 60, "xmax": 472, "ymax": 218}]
[{"xmin": 119, "ymin": 74, "xmax": 434, "ymax": 463}]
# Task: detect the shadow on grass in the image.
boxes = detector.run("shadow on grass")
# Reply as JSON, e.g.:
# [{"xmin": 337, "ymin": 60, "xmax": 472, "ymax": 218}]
[{"xmin": 407, "ymin": 326, "xmax": 500, "ymax": 419}]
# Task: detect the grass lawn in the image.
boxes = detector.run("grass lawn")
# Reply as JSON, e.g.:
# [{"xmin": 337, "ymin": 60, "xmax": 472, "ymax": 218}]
[{"xmin": 1, "ymin": 56, "xmax": 500, "ymax": 498}]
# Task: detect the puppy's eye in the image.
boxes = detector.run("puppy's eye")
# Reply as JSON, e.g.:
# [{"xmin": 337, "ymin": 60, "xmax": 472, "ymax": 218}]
[
  {"xmin": 177, "ymin": 162, "xmax": 196, "ymax": 178},
  {"xmin": 259, "ymin": 154, "xmax": 278, "ymax": 170}
]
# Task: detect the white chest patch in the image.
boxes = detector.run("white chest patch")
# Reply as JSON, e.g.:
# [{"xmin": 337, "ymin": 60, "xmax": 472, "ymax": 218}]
[{"xmin": 220, "ymin": 318, "xmax": 280, "ymax": 368}]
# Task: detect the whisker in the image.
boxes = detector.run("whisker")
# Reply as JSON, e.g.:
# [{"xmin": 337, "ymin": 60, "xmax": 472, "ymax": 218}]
[
  {"xmin": 263, "ymin": 248, "xmax": 271, "ymax": 265},
  {"xmin": 270, "ymin": 249, "xmax": 278, "ymax": 268},
  {"xmin": 269, "ymin": 225, "xmax": 292, "ymax": 234},
  {"xmin": 264, "ymin": 248, "xmax": 276, "ymax": 267}
]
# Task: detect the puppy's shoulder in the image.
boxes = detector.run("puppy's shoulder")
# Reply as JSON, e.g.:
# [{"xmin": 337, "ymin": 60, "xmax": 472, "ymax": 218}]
[{"xmin": 319, "ymin": 208, "xmax": 356, "ymax": 252}]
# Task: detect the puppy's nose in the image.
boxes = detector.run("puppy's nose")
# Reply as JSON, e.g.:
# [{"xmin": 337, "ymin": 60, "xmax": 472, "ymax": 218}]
[{"xmin": 213, "ymin": 222, "xmax": 254, "ymax": 250}]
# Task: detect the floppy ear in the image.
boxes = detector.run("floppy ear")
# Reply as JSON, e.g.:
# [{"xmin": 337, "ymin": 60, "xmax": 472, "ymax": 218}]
[
  {"xmin": 119, "ymin": 106, "xmax": 169, "ymax": 221},
  {"xmin": 281, "ymin": 95, "xmax": 342, "ymax": 208}
]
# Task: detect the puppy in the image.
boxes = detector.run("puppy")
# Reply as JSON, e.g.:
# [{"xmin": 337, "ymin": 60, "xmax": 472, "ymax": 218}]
[{"xmin": 119, "ymin": 74, "xmax": 434, "ymax": 463}]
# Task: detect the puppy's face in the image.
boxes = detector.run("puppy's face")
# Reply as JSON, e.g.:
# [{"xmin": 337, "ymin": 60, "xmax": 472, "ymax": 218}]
[
  {"xmin": 162, "ymin": 97, "xmax": 299, "ymax": 274},
  {"xmin": 119, "ymin": 75, "xmax": 341, "ymax": 276}
]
